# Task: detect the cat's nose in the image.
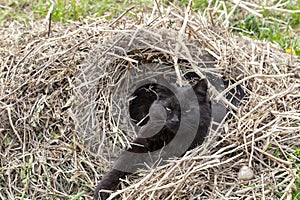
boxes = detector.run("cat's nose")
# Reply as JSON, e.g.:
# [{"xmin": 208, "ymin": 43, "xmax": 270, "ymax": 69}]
[{"xmin": 171, "ymin": 115, "xmax": 179, "ymax": 124}]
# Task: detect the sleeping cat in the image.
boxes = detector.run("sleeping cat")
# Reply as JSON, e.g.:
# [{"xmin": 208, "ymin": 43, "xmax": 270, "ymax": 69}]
[{"xmin": 94, "ymin": 78, "xmax": 211, "ymax": 200}]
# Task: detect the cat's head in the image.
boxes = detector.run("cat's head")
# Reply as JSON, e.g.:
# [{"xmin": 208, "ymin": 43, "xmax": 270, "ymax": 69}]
[{"xmin": 149, "ymin": 79, "xmax": 209, "ymax": 132}]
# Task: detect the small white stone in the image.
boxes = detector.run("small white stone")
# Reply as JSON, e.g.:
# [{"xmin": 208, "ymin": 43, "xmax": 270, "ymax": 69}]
[{"xmin": 238, "ymin": 165, "xmax": 254, "ymax": 180}]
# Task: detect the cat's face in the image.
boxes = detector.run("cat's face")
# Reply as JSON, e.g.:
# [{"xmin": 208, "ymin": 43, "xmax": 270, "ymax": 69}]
[
  {"xmin": 149, "ymin": 79, "xmax": 209, "ymax": 132},
  {"xmin": 150, "ymin": 97, "xmax": 181, "ymax": 131}
]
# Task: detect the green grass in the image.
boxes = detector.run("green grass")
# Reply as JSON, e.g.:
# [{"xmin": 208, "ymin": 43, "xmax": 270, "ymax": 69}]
[
  {"xmin": 269, "ymin": 139, "xmax": 300, "ymax": 199},
  {"xmin": 231, "ymin": 13, "xmax": 300, "ymax": 56},
  {"xmin": 267, "ymin": 145, "xmax": 300, "ymax": 199},
  {"xmin": 0, "ymin": 0, "xmax": 151, "ymax": 25},
  {"xmin": 164, "ymin": 0, "xmax": 300, "ymax": 56},
  {"xmin": 292, "ymin": 147, "xmax": 300, "ymax": 199},
  {"xmin": 1, "ymin": 1, "xmax": 299, "ymax": 55},
  {"xmin": 163, "ymin": 0, "xmax": 209, "ymax": 10},
  {"xmin": 229, "ymin": 0, "xmax": 300, "ymax": 56},
  {"xmin": 293, "ymin": 172, "xmax": 300, "ymax": 200}
]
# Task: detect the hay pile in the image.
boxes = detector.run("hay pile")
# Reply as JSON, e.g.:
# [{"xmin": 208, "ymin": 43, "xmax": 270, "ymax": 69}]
[{"xmin": 1, "ymin": 2, "xmax": 299, "ymax": 200}]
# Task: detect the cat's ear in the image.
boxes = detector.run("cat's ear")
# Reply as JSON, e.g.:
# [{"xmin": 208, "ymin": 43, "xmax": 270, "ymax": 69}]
[
  {"xmin": 193, "ymin": 79, "xmax": 208, "ymax": 96},
  {"xmin": 154, "ymin": 76, "xmax": 174, "ymax": 99},
  {"xmin": 154, "ymin": 84, "xmax": 173, "ymax": 99}
]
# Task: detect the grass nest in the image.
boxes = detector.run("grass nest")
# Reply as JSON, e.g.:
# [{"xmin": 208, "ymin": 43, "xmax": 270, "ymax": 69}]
[{"xmin": 1, "ymin": 3, "xmax": 299, "ymax": 200}]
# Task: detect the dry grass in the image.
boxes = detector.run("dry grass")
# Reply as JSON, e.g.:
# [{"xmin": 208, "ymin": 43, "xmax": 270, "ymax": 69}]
[{"xmin": 0, "ymin": 2, "xmax": 299, "ymax": 200}]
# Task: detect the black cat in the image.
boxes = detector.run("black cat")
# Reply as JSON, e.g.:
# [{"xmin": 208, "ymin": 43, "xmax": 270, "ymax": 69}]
[{"xmin": 94, "ymin": 79, "xmax": 211, "ymax": 200}]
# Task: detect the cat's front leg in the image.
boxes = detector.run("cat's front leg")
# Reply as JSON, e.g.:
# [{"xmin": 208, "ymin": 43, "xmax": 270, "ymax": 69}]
[{"xmin": 94, "ymin": 169, "xmax": 127, "ymax": 200}]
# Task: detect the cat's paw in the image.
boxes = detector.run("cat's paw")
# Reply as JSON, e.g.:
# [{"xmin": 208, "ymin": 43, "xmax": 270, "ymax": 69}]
[{"xmin": 94, "ymin": 184, "xmax": 111, "ymax": 200}]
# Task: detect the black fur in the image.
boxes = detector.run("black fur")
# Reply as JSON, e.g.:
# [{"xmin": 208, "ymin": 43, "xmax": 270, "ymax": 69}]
[{"xmin": 94, "ymin": 79, "xmax": 211, "ymax": 200}]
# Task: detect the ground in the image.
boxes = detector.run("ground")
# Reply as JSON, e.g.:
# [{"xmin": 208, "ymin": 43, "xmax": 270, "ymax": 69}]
[{"xmin": 0, "ymin": 1, "xmax": 299, "ymax": 199}]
